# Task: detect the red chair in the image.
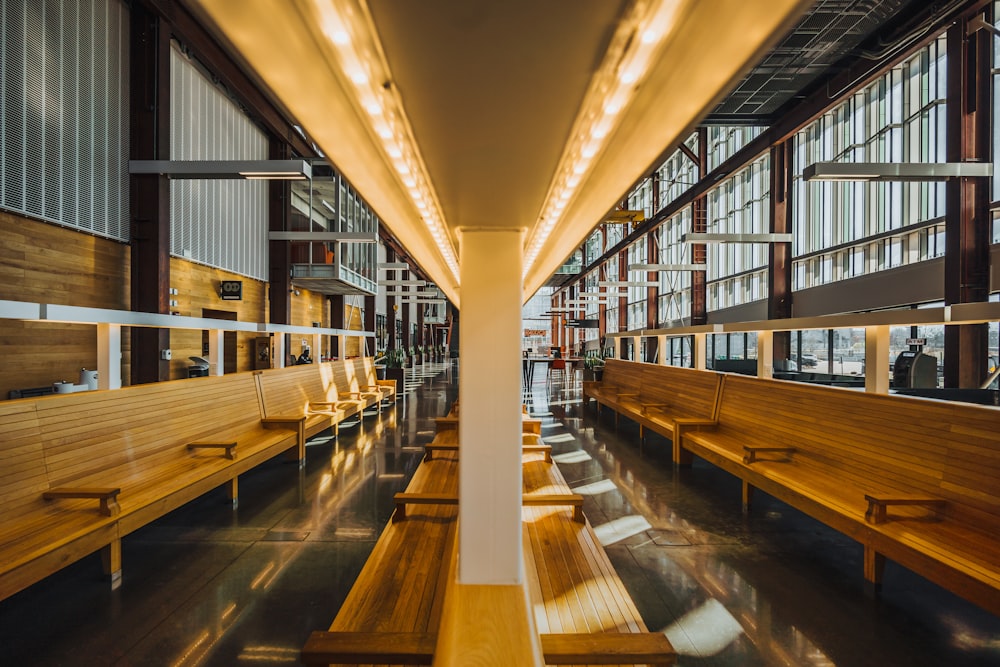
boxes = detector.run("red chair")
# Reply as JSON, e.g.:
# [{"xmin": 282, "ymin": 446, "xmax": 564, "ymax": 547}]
[{"xmin": 548, "ymin": 358, "xmax": 567, "ymax": 383}]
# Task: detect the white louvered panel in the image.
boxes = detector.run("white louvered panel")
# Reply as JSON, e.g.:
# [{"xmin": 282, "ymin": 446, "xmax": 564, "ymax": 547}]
[
  {"xmin": 3, "ymin": 2, "xmax": 25, "ymax": 213},
  {"xmin": 0, "ymin": 0, "xmax": 128, "ymax": 241},
  {"xmin": 170, "ymin": 42, "xmax": 267, "ymax": 280}
]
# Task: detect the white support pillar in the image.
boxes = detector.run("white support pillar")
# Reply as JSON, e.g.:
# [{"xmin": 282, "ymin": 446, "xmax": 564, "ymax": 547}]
[
  {"xmin": 207, "ymin": 329, "xmax": 224, "ymax": 376},
  {"xmin": 274, "ymin": 334, "xmax": 286, "ymax": 369},
  {"xmin": 97, "ymin": 323, "xmax": 121, "ymax": 390},
  {"xmin": 693, "ymin": 333, "xmax": 707, "ymax": 370},
  {"xmin": 865, "ymin": 325, "xmax": 890, "ymax": 394},
  {"xmin": 614, "ymin": 337, "xmax": 623, "ymax": 359},
  {"xmin": 757, "ymin": 330, "xmax": 774, "ymax": 379},
  {"xmin": 312, "ymin": 333, "xmax": 323, "ymax": 360},
  {"xmin": 656, "ymin": 335, "xmax": 667, "ymax": 365},
  {"xmin": 458, "ymin": 228, "xmax": 524, "ymax": 584}
]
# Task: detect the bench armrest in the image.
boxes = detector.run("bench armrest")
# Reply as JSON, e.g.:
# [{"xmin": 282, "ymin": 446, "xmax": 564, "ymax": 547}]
[
  {"xmin": 301, "ymin": 631, "xmax": 435, "ymax": 666},
  {"xmin": 187, "ymin": 442, "xmax": 238, "ymax": 460},
  {"xmin": 43, "ymin": 487, "xmax": 121, "ymax": 516},
  {"xmin": 864, "ymin": 493, "xmax": 946, "ymax": 524},
  {"xmin": 393, "ymin": 492, "xmax": 458, "ymax": 520},
  {"xmin": 743, "ymin": 446, "xmax": 795, "ymax": 464},
  {"xmin": 540, "ymin": 633, "xmax": 676, "ymax": 666},
  {"xmin": 261, "ymin": 415, "xmax": 307, "ymax": 424},
  {"xmin": 523, "ymin": 493, "xmax": 585, "ymax": 523}
]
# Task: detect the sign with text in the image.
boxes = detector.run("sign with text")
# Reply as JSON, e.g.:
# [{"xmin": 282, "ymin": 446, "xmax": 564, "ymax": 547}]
[
  {"xmin": 220, "ymin": 280, "xmax": 243, "ymax": 301},
  {"xmin": 523, "ymin": 329, "xmax": 546, "ymax": 337},
  {"xmin": 566, "ymin": 319, "xmax": 599, "ymax": 328},
  {"xmin": 905, "ymin": 337, "xmax": 927, "ymax": 347}
]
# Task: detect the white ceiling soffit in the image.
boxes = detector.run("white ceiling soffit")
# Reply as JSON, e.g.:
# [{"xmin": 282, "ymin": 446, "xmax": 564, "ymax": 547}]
[{"xmin": 190, "ymin": 0, "xmax": 811, "ymax": 307}]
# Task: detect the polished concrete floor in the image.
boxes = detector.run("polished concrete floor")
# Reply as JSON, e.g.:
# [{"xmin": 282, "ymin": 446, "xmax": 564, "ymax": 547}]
[{"xmin": 1, "ymin": 361, "xmax": 998, "ymax": 666}]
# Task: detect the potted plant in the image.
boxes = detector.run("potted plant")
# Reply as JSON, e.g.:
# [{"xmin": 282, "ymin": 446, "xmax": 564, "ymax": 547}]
[
  {"xmin": 384, "ymin": 348, "xmax": 406, "ymax": 392},
  {"xmin": 582, "ymin": 352, "xmax": 605, "ymax": 382}
]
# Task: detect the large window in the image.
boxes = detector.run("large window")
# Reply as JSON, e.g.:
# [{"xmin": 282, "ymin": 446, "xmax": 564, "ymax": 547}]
[{"xmin": 791, "ymin": 35, "xmax": 947, "ymax": 290}]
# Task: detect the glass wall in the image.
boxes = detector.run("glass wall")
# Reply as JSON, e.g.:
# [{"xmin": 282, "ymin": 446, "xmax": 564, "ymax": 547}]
[{"xmin": 791, "ymin": 35, "xmax": 947, "ymax": 290}]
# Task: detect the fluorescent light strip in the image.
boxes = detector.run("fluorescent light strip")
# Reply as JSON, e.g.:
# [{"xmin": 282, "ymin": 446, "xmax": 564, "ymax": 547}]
[
  {"xmin": 522, "ymin": 0, "xmax": 684, "ymax": 278},
  {"xmin": 378, "ymin": 263, "xmax": 409, "ymax": 270},
  {"xmin": 315, "ymin": 1, "xmax": 459, "ymax": 284}
]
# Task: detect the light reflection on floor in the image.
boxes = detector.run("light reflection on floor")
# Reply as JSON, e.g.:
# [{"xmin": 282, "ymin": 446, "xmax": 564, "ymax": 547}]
[{"xmin": 525, "ymin": 371, "xmax": 1000, "ymax": 666}]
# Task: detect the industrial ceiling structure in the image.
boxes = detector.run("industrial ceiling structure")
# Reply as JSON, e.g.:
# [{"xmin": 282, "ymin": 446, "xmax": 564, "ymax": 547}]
[{"xmin": 188, "ymin": 0, "xmax": 947, "ymax": 306}]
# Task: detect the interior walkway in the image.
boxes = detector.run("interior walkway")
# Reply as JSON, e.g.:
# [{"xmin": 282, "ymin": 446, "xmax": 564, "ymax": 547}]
[{"xmin": 1, "ymin": 361, "xmax": 998, "ymax": 665}]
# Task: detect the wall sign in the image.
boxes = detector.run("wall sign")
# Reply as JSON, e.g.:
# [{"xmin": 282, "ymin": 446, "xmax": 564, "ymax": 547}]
[
  {"xmin": 220, "ymin": 280, "xmax": 243, "ymax": 300},
  {"xmin": 566, "ymin": 319, "xmax": 599, "ymax": 328}
]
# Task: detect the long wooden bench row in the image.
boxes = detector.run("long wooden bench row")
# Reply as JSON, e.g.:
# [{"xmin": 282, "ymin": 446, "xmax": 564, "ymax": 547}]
[
  {"xmin": 583, "ymin": 358, "xmax": 723, "ymax": 456},
  {"xmin": 0, "ymin": 358, "xmax": 393, "ymax": 603},
  {"xmin": 586, "ymin": 359, "xmax": 1000, "ymax": 617},
  {"xmin": 302, "ymin": 414, "xmax": 676, "ymax": 665}
]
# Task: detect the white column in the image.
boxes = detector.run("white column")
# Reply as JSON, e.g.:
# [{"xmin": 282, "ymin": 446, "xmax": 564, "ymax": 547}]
[
  {"xmin": 207, "ymin": 329, "xmax": 224, "ymax": 376},
  {"xmin": 614, "ymin": 337, "xmax": 623, "ymax": 359},
  {"xmin": 656, "ymin": 335, "xmax": 667, "ymax": 365},
  {"xmin": 458, "ymin": 228, "xmax": 523, "ymax": 584},
  {"xmin": 757, "ymin": 330, "xmax": 774, "ymax": 378},
  {"xmin": 865, "ymin": 325, "xmax": 889, "ymax": 394},
  {"xmin": 693, "ymin": 333, "xmax": 707, "ymax": 370},
  {"xmin": 274, "ymin": 334, "xmax": 286, "ymax": 369},
  {"xmin": 97, "ymin": 323, "xmax": 121, "ymax": 390},
  {"xmin": 312, "ymin": 333, "xmax": 323, "ymax": 360}
]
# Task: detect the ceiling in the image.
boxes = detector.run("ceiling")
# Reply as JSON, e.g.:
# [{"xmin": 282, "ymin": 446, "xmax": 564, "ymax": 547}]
[{"xmin": 190, "ymin": 0, "xmax": 814, "ymax": 307}]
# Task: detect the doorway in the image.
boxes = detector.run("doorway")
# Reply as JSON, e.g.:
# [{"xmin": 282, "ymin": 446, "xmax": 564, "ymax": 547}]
[{"xmin": 202, "ymin": 309, "xmax": 238, "ymax": 374}]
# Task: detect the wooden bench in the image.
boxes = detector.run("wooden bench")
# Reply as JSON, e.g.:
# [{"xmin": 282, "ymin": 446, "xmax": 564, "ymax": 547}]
[
  {"xmin": 0, "ymin": 373, "xmax": 303, "ymax": 601},
  {"xmin": 255, "ymin": 361, "xmax": 372, "ymax": 444},
  {"xmin": 393, "ymin": 491, "xmax": 586, "ymax": 523},
  {"xmin": 677, "ymin": 373, "xmax": 1000, "ymax": 615},
  {"xmin": 303, "ymin": 416, "xmax": 674, "ymax": 665},
  {"xmin": 331, "ymin": 359, "xmax": 390, "ymax": 413},
  {"xmin": 583, "ymin": 359, "xmax": 724, "ymax": 457},
  {"xmin": 354, "ymin": 356, "xmax": 397, "ymax": 403},
  {"xmin": 424, "ymin": 431, "xmax": 551, "ymax": 462}
]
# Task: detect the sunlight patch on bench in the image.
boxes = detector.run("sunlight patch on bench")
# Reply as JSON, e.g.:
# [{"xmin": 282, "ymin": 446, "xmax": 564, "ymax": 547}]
[{"xmin": 543, "ymin": 433, "xmax": 577, "ymax": 444}]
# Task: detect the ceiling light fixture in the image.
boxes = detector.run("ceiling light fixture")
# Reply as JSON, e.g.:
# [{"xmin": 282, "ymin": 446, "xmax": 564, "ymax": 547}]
[
  {"xmin": 314, "ymin": 0, "xmax": 459, "ymax": 284},
  {"xmin": 522, "ymin": 0, "xmax": 684, "ymax": 279}
]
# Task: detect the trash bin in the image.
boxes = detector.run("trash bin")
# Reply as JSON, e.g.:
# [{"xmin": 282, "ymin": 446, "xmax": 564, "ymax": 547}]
[{"xmin": 187, "ymin": 356, "xmax": 210, "ymax": 378}]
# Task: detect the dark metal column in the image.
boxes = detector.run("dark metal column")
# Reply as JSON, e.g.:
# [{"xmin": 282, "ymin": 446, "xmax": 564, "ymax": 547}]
[
  {"xmin": 129, "ymin": 8, "xmax": 170, "ymax": 384},
  {"xmin": 364, "ymin": 295, "xmax": 376, "ymax": 357},
  {"xmin": 268, "ymin": 139, "xmax": 292, "ymax": 326},
  {"xmin": 768, "ymin": 141, "xmax": 794, "ymax": 364},
  {"xmin": 330, "ymin": 295, "xmax": 345, "ymax": 358},
  {"xmin": 691, "ymin": 128, "xmax": 708, "ymax": 325},
  {"xmin": 944, "ymin": 16, "xmax": 991, "ymax": 388}
]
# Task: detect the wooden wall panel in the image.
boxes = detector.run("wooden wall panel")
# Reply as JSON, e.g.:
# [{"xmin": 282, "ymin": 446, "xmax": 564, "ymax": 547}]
[
  {"xmin": 166, "ymin": 258, "xmax": 268, "ymax": 379},
  {"xmin": 0, "ymin": 212, "xmax": 129, "ymax": 399}
]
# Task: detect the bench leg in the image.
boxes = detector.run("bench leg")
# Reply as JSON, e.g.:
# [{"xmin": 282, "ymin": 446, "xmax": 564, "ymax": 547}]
[
  {"xmin": 863, "ymin": 547, "xmax": 886, "ymax": 597},
  {"xmin": 101, "ymin": 540, "xmax": 122, "ymax": 590},
  {"xmin": 227, "ymin": 477, "xmax": 239, "ymax": 509},
  {"xmin": 742, "ymin": 482, "xmax": 754, "ymax": 513},
  {"xmin": 672, "ymin": 438, "xmax": 693, "ymax": 467}
]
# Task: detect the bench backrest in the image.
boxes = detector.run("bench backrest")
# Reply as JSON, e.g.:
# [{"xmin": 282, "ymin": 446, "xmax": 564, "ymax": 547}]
[
  {"xmin": 331, "ymin": 359, "xmax": 372, "ymax": 398},
  {"xmin": 600, "ymin": 358, "xmax": 643, "ymax": 389},
  {"xmin": 34, "ymin": 373, "xmax": 266, "ymax": 488},
  {"xmin": 355, "ymin": 357, "xmax": 379, "ymax": 387},
  {"xmin": 716, "ymin": 374, "xmax": 1000, "ymax": 531},
  {"xmin": 256, "ymin": 364, "xmax": 340, "ymax": 417},
  {"xmin": 640, "ymin": 364, "xmax": 723, "ymax": 419},
  {"xmin": 0, "ymin": 400, "xmax": 48, "ymax": 522}
]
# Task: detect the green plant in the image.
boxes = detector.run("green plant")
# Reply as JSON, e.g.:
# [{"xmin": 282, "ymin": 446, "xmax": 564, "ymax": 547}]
[
  {"xmin": 385, "ymin": 348, "xmax": 407, "ymax": 368},
  {"xmin": 584, "ymin": 352, "xmax": 605, "ymax": 370}
]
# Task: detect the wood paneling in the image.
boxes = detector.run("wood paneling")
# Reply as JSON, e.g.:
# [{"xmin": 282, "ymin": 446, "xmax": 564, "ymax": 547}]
[
  {"xmin": 166, "ymin": 258, "xmax": 267, "ymax": 378},
  {"xmin": 0, "ymin": 213, "xmax": 129, "ymax": 399}
]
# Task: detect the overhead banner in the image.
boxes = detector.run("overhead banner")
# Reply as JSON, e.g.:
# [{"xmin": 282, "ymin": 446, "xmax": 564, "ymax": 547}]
[{"xmin": 566, "ymin": 319, "xmax": 599, "ymax": 328}]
